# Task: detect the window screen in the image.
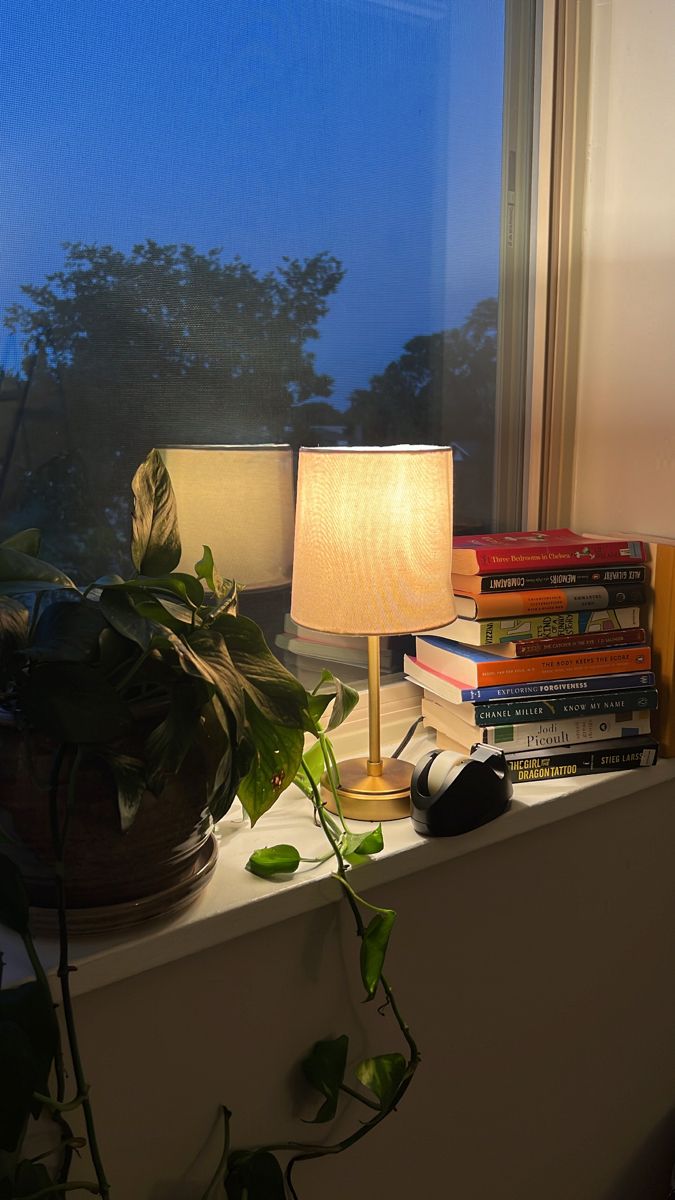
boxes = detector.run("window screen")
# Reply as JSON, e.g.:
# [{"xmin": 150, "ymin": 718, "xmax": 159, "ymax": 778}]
[{"xmin": 1, "ymin": 0, "xmax": 507, "ymax": 676}]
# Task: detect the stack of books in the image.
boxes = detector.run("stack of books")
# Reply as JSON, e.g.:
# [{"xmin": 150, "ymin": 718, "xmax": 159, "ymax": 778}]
[
  {"xmin": 405, "ymin": 529, "xmax": 659, "ymax": 783},
  {"xmin": 275, "ymin": 614, "xmax": 411, "ymax": 689}
]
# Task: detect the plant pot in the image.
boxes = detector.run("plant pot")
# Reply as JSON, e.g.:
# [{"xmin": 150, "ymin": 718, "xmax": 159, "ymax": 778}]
[{"xmin": 0, "ymin": 707, "xmax": 221, "ymax": 927}]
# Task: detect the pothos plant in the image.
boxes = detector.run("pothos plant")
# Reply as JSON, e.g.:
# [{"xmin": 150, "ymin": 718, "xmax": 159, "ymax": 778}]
[{"xmin": 0, "ymin": 449, "xmax": 420, "ymax": 1199}]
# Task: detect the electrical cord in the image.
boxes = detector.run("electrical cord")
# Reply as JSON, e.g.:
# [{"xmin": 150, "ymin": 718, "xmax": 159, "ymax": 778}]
[{"xmin": 390, "ymin": 715, "xmax": 423, "ymax": 759}]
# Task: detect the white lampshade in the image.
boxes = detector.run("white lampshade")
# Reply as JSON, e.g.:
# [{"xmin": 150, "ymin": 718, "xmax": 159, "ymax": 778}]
[
  {"xmin": 158, "ymin": 445, "xmax": 295, "ymax": 588},
  {"xmin": 291, "ymin": 445, "xmax": 455, "ymax": 636}
]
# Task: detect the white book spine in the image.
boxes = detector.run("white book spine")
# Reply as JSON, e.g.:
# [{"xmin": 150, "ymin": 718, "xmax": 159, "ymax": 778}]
[{"xmin": 424, "ymin": 707, "xmax": 652, "ymax": 751}]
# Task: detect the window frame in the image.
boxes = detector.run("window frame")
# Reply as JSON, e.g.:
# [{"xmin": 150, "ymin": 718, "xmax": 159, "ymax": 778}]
[
  {"xmin": 492, "ymin": 0, "xmax": 538, "ymax": 531},
  {"xmin": 516, "ymin": 0, "xmax": 592, "ymax": 530}
]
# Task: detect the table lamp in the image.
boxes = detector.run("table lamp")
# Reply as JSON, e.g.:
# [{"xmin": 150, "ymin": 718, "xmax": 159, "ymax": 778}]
[
  {"xmin": 158, "ymin": 444, "xmax": 294, "ymax": 588},
  {"xmin": 291, "ymin": 445, "xmax": 455, "ymax": 820}
]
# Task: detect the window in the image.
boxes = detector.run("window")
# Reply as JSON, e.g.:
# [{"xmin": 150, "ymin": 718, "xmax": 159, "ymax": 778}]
[{"xmin": 0, "ymin": 0, "xmax": 537, "ymax": 678}]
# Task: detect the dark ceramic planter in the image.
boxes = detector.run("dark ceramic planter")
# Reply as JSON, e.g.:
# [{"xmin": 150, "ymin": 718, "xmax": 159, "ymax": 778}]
[{"xmin": 0, "ymin": 707, "xmax": 220, "ymax": 920}]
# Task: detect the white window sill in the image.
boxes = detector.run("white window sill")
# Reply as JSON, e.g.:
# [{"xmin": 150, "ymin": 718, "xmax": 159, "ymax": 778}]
[{"xmin": 4, "ymin": 680, "xmax": 674, "ymax": 996}]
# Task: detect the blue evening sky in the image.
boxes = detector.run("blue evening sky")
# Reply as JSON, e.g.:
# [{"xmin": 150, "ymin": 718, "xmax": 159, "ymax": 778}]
[{"xmin": 1, "ymin": 0, "xmax": 504, "ymax": 407}]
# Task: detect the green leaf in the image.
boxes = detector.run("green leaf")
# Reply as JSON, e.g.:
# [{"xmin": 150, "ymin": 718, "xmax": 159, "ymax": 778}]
[
  {"xmin": 237, "ymin": 696, "xmax": 304, "ymax": 826},
  {"xmin": 0, "ymin": 1022, "xmax": 38, "ymax": 1152},
  {"xmin": 293, "ymin": 741, "xmax": 325, "ymax": 798},
  {"xmin": 201, "ymin": 694, "xmax": 241, "ymax": 822},
  {"xmin": 246, "ymin": 844, "xmax": 301, "ymax": 878},
  {"xmin": 194, "ymin": 544, "xmax": 230, "ymax": 599},
  {"xmin": 26, "ymin": 599, "xmax": 107, "ymax": 663},
  {"xmin": 130, "ymin": 448, "xmax": 181, "ymax": 576},
  {"xmin": 100, "ymin": 571, "xmax": 201, "ymax": 609},
  {"xmin": 0, "ymin": 529, "xmax": 41, "ymax": 557},
  {"xmin": 301, "ymin": 1034, "xmax": 349, "ymax": 1123},
  {"xmin": 307, "ymin": 669, "xmax": 360, "ymax": 733},
  {"xmin": 90, "ymin": 574, "xmax": 125, "ymax": 588},
  {"xmin": 360, "ymin": 908, "xmax": 396, "ymax": 1000},
  {"xmin": 206, "ymin": 744, "xmax": 239, "ymax": 823},
  {"xmin": 130, "ymin": 573, "xmax": 204, "ymax": 608},
  {"xmin": 225, "ymin": 1150, "xmax": 286, "ymax": 1200},
  {"xmin": 340, "ymin": 824, "xmax": 384, "ymax": 858},
  {"xmin": 96, "ymin": 627, "xmax": 136, "ymax": 678},
  {"xmin": 195, "ymin": 544, "xmax": 215, "ymax": 588},
  {"xmin": 210, "ymin": 614, "xmax": 309, "ymax": 729},
  {"xmin": 118, "ymin": 586, "xmax": 190, "ymax": 635},
  {"xmin": 0, "ymin": 546, "xmax": 76, "ymax": 592},
  {"xmin": 11, "ymin": 1160, "xmax": 53, "ymax": 1196},
  {"xmin": 98, "ymin": 588, "xmax": 158, "ymax": 650},
  {"xmin": 323, "ymin": 673, "xmax": 360, "ymax": 731},
  {"xmin": 354, "ymin": 1053, "xmax": 407, "ymax": 1111},
  {"xmin": 0, "ymin": 853, "xmax": 30, "ymax": 934},
  {"xmin": 19, "ymin": 663, "xmax": 132, "ymax": 743},
  {"xmin": 0, "ymin": 982, "xmax": 59, "ymax": 1110},
  {"xmin": 145, "ymin": 674, "xmax": 211, "ymax": 792},
  {"xmin": 98, "ymin": 752, "xmax": 147, "ymax": 830},
  {"xmin": 343, "ymin": 851, "xmax": 370, "ymax": 868},
  {"xmin": 180, "ymin": 629, "xmax": 246, "ymax": 732},
  {"xmin": 234, "ymin": 726, "xmax": 255, "ymax": 783}
]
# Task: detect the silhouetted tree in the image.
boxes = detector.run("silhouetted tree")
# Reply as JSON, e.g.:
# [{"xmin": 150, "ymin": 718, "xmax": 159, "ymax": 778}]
[
  {"xmin": 3, "ymin": 241, "xmax": 345, "ymax": 575},
  {"xmin": 7, "ymin": 241, "xmax": 344, "ymax": 447},
  {"xmin": 344, "ymin": 297, "xmax": 497, "ymax": 445},
  {"xmin": 285, "ymin": 400, "xmax": 346, "ymax": 446},
  {"xmin": 344, "ymin": 298, "xmax": 497, "ymax": 529}
]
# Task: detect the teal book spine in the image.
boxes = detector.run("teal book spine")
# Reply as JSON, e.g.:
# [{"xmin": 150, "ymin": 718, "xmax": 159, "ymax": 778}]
[{"xmin": 473, "ymin": 686, "xmax": 659, "ymax": 727}]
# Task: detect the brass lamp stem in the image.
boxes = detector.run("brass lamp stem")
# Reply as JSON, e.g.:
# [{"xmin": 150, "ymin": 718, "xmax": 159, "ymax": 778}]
[
  {"xmin": 318, "ymin": 631, "xmax": 411, "ymax": 820},
  {"xmin": 367, "ymin": 635, "xmax": 383, "ymax": 775}
]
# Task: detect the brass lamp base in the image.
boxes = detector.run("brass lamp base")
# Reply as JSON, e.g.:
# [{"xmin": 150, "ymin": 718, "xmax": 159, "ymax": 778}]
[{"xmin": 321, "ymin": 756, "xmax": 413, "ymax": 821}]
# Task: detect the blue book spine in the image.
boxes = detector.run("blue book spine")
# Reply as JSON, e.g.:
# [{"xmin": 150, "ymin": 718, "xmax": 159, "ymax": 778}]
[{"xmin": 460, "ymin": 671, "xmax": 656, "ymax": 703}]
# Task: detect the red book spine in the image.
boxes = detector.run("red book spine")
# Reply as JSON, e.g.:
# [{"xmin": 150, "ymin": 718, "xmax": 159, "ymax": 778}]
[
  {"xmin": 473, "ymin": 540, "xmax": 647, "ymax": 572},
  {"xmin": 512, "ymin": 628, "xmax": 646, "ymax": 658}
]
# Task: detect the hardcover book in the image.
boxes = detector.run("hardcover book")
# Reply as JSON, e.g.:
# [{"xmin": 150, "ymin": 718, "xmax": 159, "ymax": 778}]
[
  {"xmin": 476, "ymin": 629, "xmax": 645, "ymax": 659},
  {"xmin": 403, "ymin": 654, "xmax": 656, "ymax": 704},
  {"xmin": 454, "ymin": 585, "xmax": 645, "ymax": 620},
  {"xmin": 414, "ymin": 636, "xmax": 651, "ymax": 688},
  {"xmin": 422, "ymin": 700, "xmax": 653, "ymax": 752},
  {"xmin": 422, "ymin": 686, "xmax": 659, "ymax": 728},
  {"xmin": 505, "ymin": 736, "xmax": 658, "ymax": 783},
  {"xmin": 436, "ymin": 608, "xmax": 641, "ymax": 648},
  {"xmin": 433, "ymin": 732, "xmax": 659, "ymax": 782},
  {"xmin": 452, "ymin": 528, "xmax": 647, "ymax": 576},
  {"xmin": 452, "ymin": 564, "xmax": 648, "ymax": 594}
]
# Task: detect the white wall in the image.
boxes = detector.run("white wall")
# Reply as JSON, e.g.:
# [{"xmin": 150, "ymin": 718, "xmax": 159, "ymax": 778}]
[
  {"xmin": 571, "ymin": 0, "xmax": 675, "ymax": 538},
  {"xmin": 70, "ymin": 779, "xmax": 675, "ymax": 1200}
]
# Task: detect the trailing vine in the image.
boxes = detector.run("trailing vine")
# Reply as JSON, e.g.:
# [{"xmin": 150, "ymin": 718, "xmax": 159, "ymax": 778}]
[
  {"xmin": 0, "ymin": 682, "xmax": 420, "ymax": 1198},
  {"xmin": 0, "ymin": 450, "xmax": 419, "ymax": 1197},
  {"xmin": 215, "ymin": 685, "xmax": 421, "ymax": 1199}
]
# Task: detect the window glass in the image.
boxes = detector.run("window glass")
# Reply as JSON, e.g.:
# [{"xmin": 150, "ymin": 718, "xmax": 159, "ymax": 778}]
[{"xmin": 1, "ymin": 0, "xmax": 505, "ymax": 678}]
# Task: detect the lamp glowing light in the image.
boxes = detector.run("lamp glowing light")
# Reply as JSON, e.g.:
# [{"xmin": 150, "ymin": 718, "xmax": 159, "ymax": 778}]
[
  {"xmin": 291, "ymin": 445, "xmax": 455, "ymax": 820},
  {"xmin": 158, "ymin": 444, "xmax": 294, "ymax": 588}
]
